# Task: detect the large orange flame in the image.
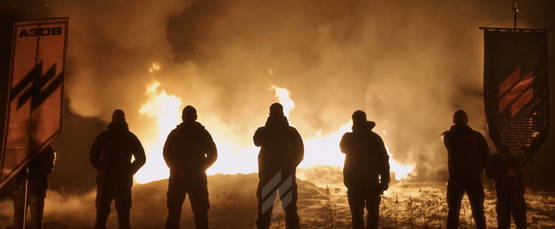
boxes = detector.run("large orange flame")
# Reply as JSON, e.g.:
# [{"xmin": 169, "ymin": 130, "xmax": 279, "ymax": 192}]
[
  {"xmin": 134, "ymin": 65, "xmax": 414, "ymax": 184},
  {"xmin": 134, "ymin": 80, "xmax": 182, "ymax": 184}
]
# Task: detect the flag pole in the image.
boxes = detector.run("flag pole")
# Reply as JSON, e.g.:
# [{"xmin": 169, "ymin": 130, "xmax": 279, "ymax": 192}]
[
  {"xmin": 513, "ymin": 0, "xmax": 519, "ymax": 30},
  {"xmin": 21, "ymin": 168, "xmax": 29, "ymax": 229}
]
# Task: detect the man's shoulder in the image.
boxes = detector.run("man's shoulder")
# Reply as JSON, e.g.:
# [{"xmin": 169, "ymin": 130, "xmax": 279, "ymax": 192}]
[
  {"xmin": 470, "ymin": 129, "xmax": 485, "ymax": 138},
  {"xmin": 254, "ymin": 126, "xmax": 267, "ymax": 134},
  {"xmin": 166, "ymin": 127, "xmax": 183, "ymax": 139},
  {"xmin": 341, "ymin": 132, "xmax": 355, "ymax": 140},
  {"xmin": 288, "ymin": 126, "xmax": 300, "ymax": 134},
  {"xmin": 126, "ymin": 130, "xmax": 141, "ymax": 140},
  {"xmin": 369, "ymin": 131, "xmax": 382, "ymax": 139},
  {"xmin": 96, "ymin": 129, "xmax": 111, "ymax": 140}
]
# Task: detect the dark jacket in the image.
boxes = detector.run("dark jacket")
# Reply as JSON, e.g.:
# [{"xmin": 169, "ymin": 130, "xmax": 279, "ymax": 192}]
[
  {"xmin": 28, "ymin": 145, "xmax": 56, "ymax": 179},
  {"xmin": 486, "ymin": 153, "xmax": 525, "ymax": 194},
  {"xmin": 163, "ymin": 121, "xmax": 217, "ymax": 178},
  {"xmin": 340, "ymin": 122, "xmax": 390, "ymax": 187},
  {"xmin": 90, "ymin": 123, "xmax": 146, "ymax": 177},
  {"xmin": 254, "ymin": 115, "xmax": 304, "ymax": 175},
  {"xmin": 443, "ymin": 124, "xmax": 489, "ymax": 179}
]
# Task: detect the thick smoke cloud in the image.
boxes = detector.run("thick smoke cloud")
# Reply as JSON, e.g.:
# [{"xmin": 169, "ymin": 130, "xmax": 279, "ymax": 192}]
[{"xmin": 42, "ymin": 0, "xmax": 555, "ymax": 181}]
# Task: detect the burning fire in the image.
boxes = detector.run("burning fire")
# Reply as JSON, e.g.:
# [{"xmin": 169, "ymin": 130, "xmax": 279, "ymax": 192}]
[
  {"xmin": 134, "ymin": 65, "xmax": 414, "ymax": 184},
  {"xmin": 134, "ymin": 81, "xmax": 182, "ymax": 184},
  {"xmin": 270, "ymin": 85, "xmax": 295, "ymax": 117}
]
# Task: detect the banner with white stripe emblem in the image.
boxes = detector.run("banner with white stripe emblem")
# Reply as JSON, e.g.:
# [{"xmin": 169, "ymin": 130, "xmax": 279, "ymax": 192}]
[{"xmin": 483, "ymin": 29, "xmax": 549, "ymax": 164}]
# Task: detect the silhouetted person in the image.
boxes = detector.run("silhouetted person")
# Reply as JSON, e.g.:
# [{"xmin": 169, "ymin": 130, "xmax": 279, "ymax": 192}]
[
  {"xmin": 443, "ymin": 109, "xmax": 489, "ymax": 229},
  {"xmin": 163, "ymin": 105, "xmax": 217, "ymax": 229},
  {"xmin": 340, "ymin": 111, "xmax": 390, "ymax": 229},
  {"xmin": 487, "ymin": 153, "xmax": 527, "ymax": 229},
  {"xmin": 13, "ymin": 145, "xmax": 56, "ymax": 229},
  {"xmin": 254, "ymin": 103, "xmax": 303, "ymax": 229},
  {"xmin": 90, "ymin": 109, "xmax": 146, "ymax": 229}
]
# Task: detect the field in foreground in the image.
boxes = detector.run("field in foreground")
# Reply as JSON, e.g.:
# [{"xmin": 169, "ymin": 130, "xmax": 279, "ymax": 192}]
[{"xmin": 1, "ymin": 169, "xmax": 554, "ymax": 228}]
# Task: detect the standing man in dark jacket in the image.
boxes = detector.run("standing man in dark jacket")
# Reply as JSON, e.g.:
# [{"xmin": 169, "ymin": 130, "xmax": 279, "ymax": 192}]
[
  {"xmin": 443, "ymin": 109, "xmax": 489, "ymax": 229},
  {"xmin": 13, "ymin": 144, "xmax": 56, "ymax": 229},
  {"xmin": 163, "ymin": 105, "xmax": 217, "ymax": 229},
  {"xmin": 340, "ymin": 110, "xmax": 390, "ymax": 229},
  {"xmin": 90, "ymin": 109, "xmax": 146, "ymax": 229},
  {"xmin": 487, "ymin": 153, "xmax": 527, "ymax": 229},
  {"xmin": 254, "ymin": 103, "xmax": 304, "ymax": 229}
]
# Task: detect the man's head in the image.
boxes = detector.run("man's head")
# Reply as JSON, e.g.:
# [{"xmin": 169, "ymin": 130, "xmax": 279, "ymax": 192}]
[
  {"xmin": 352, "ymin": 110, "xmax": 367, "ymax": 126},
  {"xmin": 453, "ymin": 109, "xmax": 468, "ymax": 125},
  {"xmin": 111, "ymin": 109, "xmax": 126, "ymax": 124},
  {"xmin": 182, "ymin": 105, "xmax": 198, "ymax": 123},
  {"xmin": 269, "ymin": 103, "xmax": 284, "ymax": 117}
]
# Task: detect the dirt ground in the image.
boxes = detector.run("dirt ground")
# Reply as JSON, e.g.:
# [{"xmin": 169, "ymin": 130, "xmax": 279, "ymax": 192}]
[{"xmin": 1, "ymin": 168, "xmax": 554, "ymax": 229}]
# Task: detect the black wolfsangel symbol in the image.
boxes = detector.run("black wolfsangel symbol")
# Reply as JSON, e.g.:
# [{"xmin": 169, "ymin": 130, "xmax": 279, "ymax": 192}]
[{"xmin": 10, "ymin": 61, "xmax": 64, "ymax": 110}]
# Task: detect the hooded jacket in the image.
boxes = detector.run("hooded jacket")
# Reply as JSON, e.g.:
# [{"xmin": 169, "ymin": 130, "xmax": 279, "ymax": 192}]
[
  {"xmin": 254, "ymin": 115, "xmax": 304, "ymax": 175},
  {"xmin": 443, "ymin": 124, "xmax": 489, "ymax": 179},
  {"xmin": 340, "ymin": 121, "xmax": 390, "ymax": 186},
  {"xmin": 163, "ymin": 121, "xmax": 217, "ymax": 178},
  {"xmin": 90, "ymin": 123, "xmax": 146, "ymax": 177},
  {"xmin": 28, "ymin": 145, "xmax": 56, "ymax": 179}
]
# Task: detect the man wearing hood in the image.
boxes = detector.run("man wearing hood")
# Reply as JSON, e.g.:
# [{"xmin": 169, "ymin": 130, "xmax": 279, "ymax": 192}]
[
  {"xmin": 163, "ymin": 105, "xmax": 217, "ymax": 229},
  {"xmin": 340, "ymin": 110, "xmax": 390, "ymax": 229},
  {"xmin": 254, "ymin": 103, "xmax": 304, "ymax": 229},
  {"xmin": 443, "ymin": 109, "xmax": 489, "ymax": 229},
  {"xmin": 90, "ymin": 109, "xmax": 146, "ymax": 229}
]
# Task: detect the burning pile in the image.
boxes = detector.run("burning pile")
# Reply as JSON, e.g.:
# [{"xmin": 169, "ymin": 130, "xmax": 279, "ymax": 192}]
[{"xmin": 133, "ymin": 63, "xmax": 414, "ymax": 184}]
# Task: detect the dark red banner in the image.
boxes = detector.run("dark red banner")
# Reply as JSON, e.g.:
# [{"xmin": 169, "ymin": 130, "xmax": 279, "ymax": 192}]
[
  {"xmin": 0, "ymin": 18, "xmax": 68, "ymax": 188},
  {"xmin": 483, "ymin": 29, "xmax": 549, "ymax": 164}
]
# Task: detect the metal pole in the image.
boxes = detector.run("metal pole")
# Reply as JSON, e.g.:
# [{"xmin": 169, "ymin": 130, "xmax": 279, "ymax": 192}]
[
  {"xmin": 513, "ymin": 0, "xmax": 519, "ymax": 30},
  {"xmin": 21, "ymin": 168, "xmax": 29, "ymax": 229}
]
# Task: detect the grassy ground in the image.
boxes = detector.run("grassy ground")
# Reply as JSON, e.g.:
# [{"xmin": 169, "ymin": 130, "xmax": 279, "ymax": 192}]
[{"xmin": 1, "ymin": 169, "xmax": 554, "ymax": 228}]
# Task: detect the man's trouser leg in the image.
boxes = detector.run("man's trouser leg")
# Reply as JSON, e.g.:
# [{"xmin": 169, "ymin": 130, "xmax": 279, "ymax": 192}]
[
  {"xmin": 189, "ymin": 180, "xmax": 210, "ymax": 229},
  {"xmin": 166, "ymin": 178, "xmax": 187, "ymax": 229},
  {"xmin": 496, "ymin": 191, "xmax": 511, "ymax": 229},
  {"xmin": 256, "ymin": 179, "xmax": 277, "ymax": 229},
  {"xmin": 13, "ymin": 174, "xmax": 26, "ymax": 229},
  {"xmin": 446, "ymin": 179, "xmax": 464, "ymax": 229},
  {"xmin": 512, "ymin": 192, "xmax": 527, "ymax": 229},
  {"xmin": 467, "ymin": 180, "xmax": 486, "ymax": 229},
  {"xmin": 280, "ymin": 175, "xmax": 299, "ymax": 229},
  {"xmin": 95, "ymin": 180, "xmax": 115, "ymax": 229},
  {"xmin": 28, "ymin": 177, "xmax": 48, "ymax": 229},
  {"xmin": 365, "ymin": 189, "xmax": 381, "ymax": 229},
  {"xmin": 114, "ymin": 180, "xmax": 132, "ymax": 229},
  {"xmin": 348, "ymin": 186, "xmax": 365, "ymax": 229}
]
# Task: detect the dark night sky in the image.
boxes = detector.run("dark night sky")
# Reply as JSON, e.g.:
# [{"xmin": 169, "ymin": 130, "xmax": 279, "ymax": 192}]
[{"xmin": 1, "ymin": 0, "xmax": 555, "ymax": 193}]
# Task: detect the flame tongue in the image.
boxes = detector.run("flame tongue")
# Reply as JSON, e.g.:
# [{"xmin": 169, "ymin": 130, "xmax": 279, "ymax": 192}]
[
  {"xmin": 270, "ymin": 85, "xmax": 295, "ymax": 117},
  {"xmin": 269, "ymin": 85, "xmax": 415, "ymax": 180},
  {"xmin": 134, "ymin": 80, "xmax": 182, "ymax": 184},
  {"xmin": 134, "ymin": 77, "xmax": 414, "ymax": 184}
]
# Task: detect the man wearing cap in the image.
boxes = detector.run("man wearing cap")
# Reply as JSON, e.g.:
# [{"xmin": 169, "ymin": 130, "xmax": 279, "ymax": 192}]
[
  {"xmin": 340, "ymin": 110, "xmax": 390, "ymax": 229},
  {"xmin": 90, "ymin": 109, "xmax": 146, "ymax": 229},
  {"xmin": 163, "ymin": 105, "xmax": 217, "ymax": 229},
  {"xmin": 254, "ymin": 103, "xmax": 304, "ymax": 229},
  {"xmin": 443, "ymin": 109, "xmax": 489, "ymax": 229}
]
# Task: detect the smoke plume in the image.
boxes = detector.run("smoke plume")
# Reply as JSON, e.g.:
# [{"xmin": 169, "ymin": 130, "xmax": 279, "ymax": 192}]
[{"xmin": 28, "ymin": 0, "xmax": 555, "ymax": 181}]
